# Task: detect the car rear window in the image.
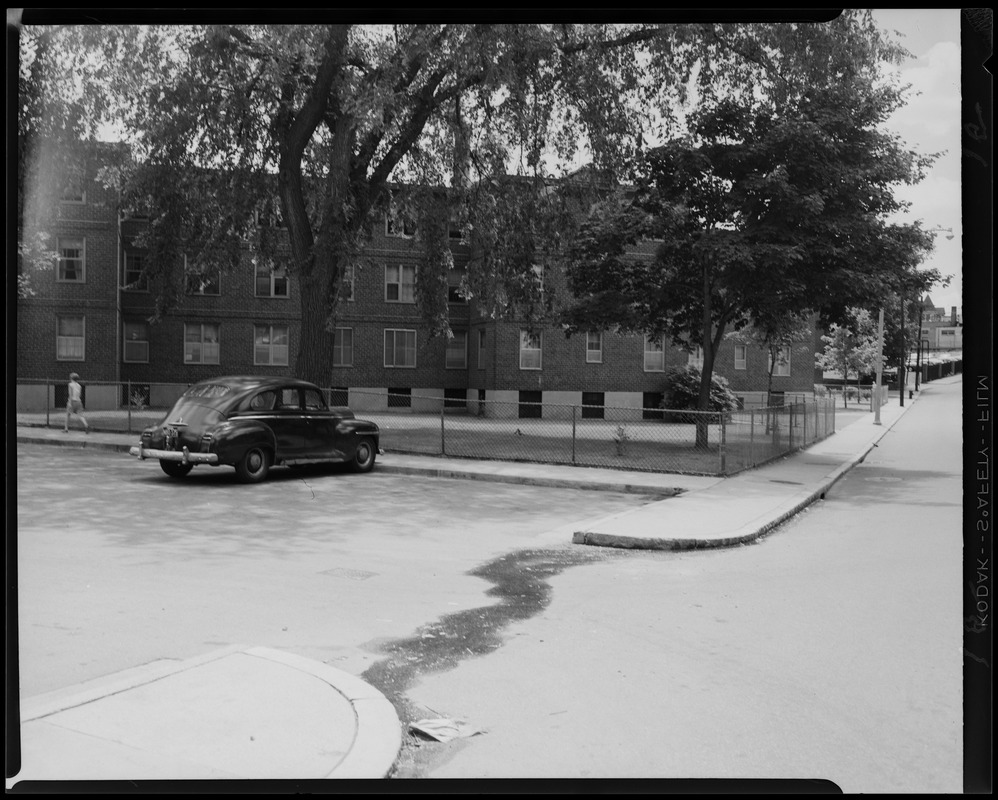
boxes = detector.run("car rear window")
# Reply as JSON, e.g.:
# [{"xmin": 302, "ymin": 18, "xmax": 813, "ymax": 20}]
[
  {"xmin": 160, "ymin": 398, "xmax": 228, "ymax": 428},
  {"xmin": 183, "ymin": 384, "xmax": 231, "ymax": 399}
]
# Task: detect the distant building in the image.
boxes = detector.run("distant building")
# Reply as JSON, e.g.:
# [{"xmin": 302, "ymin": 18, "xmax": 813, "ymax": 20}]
[
  {"xmin": 918, "ymin": 295, "xmax": 963, "ymax": 353},
  {"xmin": 17, "ymin": 144, "xmax": 819, "ymax": 415}
]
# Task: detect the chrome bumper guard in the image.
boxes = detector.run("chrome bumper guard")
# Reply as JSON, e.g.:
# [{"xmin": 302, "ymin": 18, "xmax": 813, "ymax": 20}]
[{"xmin": 130, "ymin": 445, "xmax": 219, "ymax": 465}]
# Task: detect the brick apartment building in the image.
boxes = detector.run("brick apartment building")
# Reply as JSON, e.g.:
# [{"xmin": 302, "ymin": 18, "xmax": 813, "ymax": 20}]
[{"xmin": 16, "ymin": 144, "xmax": 820, "ymax": 417}]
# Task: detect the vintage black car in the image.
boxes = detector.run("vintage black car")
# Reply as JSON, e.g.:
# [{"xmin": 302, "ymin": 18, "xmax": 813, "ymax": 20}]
[{"xmin": 129, "ymin": 376, "xmax": 382, "ymax": 482}]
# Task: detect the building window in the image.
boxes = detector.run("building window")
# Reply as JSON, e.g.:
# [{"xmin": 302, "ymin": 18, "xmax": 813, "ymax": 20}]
[
  {"xmin": 385, "ymin": 264, "xmax": 416, "ymax": 303},
  {"xmin": 186, "ymin": 258, "xmax": 221, "ymax": 295},
  {"xmin": 447, "ymin": 267, "xmax": 467, "ymax": 303},
  {"xmin": 734, "ymin": 344, "xmax": 747, "ymax": 370},
  {"xmin": 643, "ymin": 335, "xmax": 665, "ymax": 372},
  {"xmin": 385, "ymin": 201, "xmax": 416, "ymax": 238},
  {"xmin": 385, "ymin": 328, "xmax": 416, "ymax": 368},
  {"xmin": 520, "ymin": 330, "xmax": 542, "ymax": 370},
  {"xmin": 333, "ymin": 327, "xmax": 353, "ymax": 367},
  {"xmin": 643, "ymin": 391, "xmax": 665, "ymax": 420},
  {"xmin": 61, "ymin": 166, "xmax": 86, "ymax": 203},
  {"xmin": 586, "ymin": 331, "xmax": 603, "ymax": 363},
  {"xmin": 518, "ymin": 390, "xmax": 542, "ymax": 419},
  {"xmin": 255, "ymin": 200, "xmax": 285, "ymax": 228},
  {"xmin": 184, "ymin": 322, "xmax": 220, "ymax": 364},
  {"xmin": 687, "ymin": 346, "xmax": 704, "ymax": 370},
  {"xmin": 581, "ymin": 391, "xmax": 605, "ymax": 420},
  {"xmin": 123, "ymin": 321, "xmax": 149, "ymax": 363},
  {"xmin": 531, "ymin": 264, "xmax": 545, "ymax": 295},
  {"xmin": 477, "ymin": 330, "xmax": 487, "ymax": 370},
  {"xmin": 444, "ymin": 388, "xmax": 466, "ymax": 408},
  {"xmin": 768, "ymin": 346, "xmax": 791, "ymax": 377},
  {"xmin": 254, "ymin": 324, "xmax": 289, "ymax": 366},
  {"xmin": 342, "ymin": 264, "xmax": 355, "ymax": 302},
  {"xmin": 56, "ymin": 315, "xmax": 85, "ymax": 361},
  {"xmin": 446, "ymin": 331, "xmax": 468, "ymax": 369},
  {"xmin": 388, "ymin": 387, "xmax": 412, "ymax": 408},
  {"xmin": 255, "ymin": 261, "xmax": 289, "ymax": 297},
  {"xmin": 123, "ymin": 251, "xmax": 148, "ymax": 291},
  {"xmin": 57, "ymin": 237, "xmax": 85, "ymax": 282}
]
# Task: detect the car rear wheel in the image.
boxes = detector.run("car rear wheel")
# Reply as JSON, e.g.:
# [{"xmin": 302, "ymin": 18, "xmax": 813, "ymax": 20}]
[
  {"xmin": 160, "ymin": 460, "xmax": 194, "ymax": 478},
  {"xmin": 236, "ymin": 446, "xmax": 271, "ymax": 483},
  {"xmin": 350, "ymin": 437, "xmax": 377, "ymax": 473}
]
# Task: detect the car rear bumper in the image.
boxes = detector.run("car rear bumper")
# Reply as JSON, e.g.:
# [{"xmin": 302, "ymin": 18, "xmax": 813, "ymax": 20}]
[{"xmin": 130, "ymin": 445, "xmax": 219, "ymax": 465}]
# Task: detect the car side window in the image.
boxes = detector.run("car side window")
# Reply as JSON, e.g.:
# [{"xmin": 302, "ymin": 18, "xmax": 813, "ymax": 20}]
[
  {"xmin": 250, "ymin": 390, "xmax": 277, "ymax": 411},
  {"xmin": 303, "ymin": 388, "xmax": 326, "ymax": 411},
  {"xmin": 278, "ymin": 388, "xmax": 300, "ymax": 410}
]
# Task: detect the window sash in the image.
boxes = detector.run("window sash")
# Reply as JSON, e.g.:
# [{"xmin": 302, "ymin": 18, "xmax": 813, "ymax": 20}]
[
  {"xmin": 586, "ymin": 331, "xmax": 603, "ymax": 363},
  {"xmin": 734, "ymin": 345, "xmax": 747, "ymax": 370},
  {"xmin": 519, "ymin": 330, "xmax": 542, "ymax": 370},
  {"xmin": 333, "ymin": 327, "xmax": 354, "ymax": 367},
  {"xmin": 57, "ymin": 237, "xmax": 85, "ymax": 282},
  {"xmin": 253, "ymin": 324, "xmax": 289, "ymax": 366},
  {"xmin": 184, "ymin": 323, "xmax": 220, "ymax": 364},
  {"xmin": 384, "ymin": 329, "xmax": 416, "ymax": 367},
  {"xmin": 687, "ymin": 346, "xmax": 704, "ymax": 369},
  {"xmin": 643, "ymin": 336, "xmax": 665, "ymax": 372},
  {"xmin": 123, "ymin": 321, "xmax": 150, "ymax": 363},
  {"xmin": 255, "ymin": 263, "xmax": 289, "ymax": 297},
  {"xmin": 446, "ymin": 332, "xmax": 467, "ymax": 369},
  {"xmin": 123, "ymin": 252, "xmax": 148, "ymax": 291},
  {"xmin": 385, "ymin": 264, "xmax": 415, "ymax": 303},
  {"xmin": 768, "ymin": 346, "xmax": 791, "ymax": 377},
  {"xmin": 56, "ymin": 315, "xmax": 85, "ymax": 360}
]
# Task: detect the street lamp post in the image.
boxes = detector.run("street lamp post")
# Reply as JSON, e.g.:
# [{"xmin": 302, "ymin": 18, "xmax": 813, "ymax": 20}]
[{"xmin": 874, "ymin": 308, "xmax": 885, "ymax": 425}]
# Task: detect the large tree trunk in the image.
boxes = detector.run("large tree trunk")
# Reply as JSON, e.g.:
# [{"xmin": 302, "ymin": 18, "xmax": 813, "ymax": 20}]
[{"xmin": 295, "ymin": 273, "xmax": 337, "ymax": 386}]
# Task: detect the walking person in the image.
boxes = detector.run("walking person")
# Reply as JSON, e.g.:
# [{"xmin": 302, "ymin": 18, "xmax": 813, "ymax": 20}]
[{"xmin": 64, "ymin": 372, "xmax": 89, "ymax": 433}]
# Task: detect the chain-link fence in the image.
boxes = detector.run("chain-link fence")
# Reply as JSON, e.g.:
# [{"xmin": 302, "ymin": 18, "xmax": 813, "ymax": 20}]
[
  {"xmin": 16, "ymin": 379, "xmax": 836, "ymax": 476},
  {"xmin": 814, "ymin": 383, "xmax": 888, "ymax": 410}
]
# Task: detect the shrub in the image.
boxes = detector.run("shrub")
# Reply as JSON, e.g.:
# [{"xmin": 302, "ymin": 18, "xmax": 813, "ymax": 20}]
[{"xmin": 661, "ymin": 365, "xmax": 739, "ymax": 412}]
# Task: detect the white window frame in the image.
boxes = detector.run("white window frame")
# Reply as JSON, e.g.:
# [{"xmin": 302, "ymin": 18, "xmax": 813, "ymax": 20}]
[
  {"xmin": 734, "ymin": 344, "xmax": 747, "ymax": 370},
  {"xmin": 186, "ymin": 255, "xmax": 221, "ymax": 296},
  {"xmin": 254, "ymin": 261, "xmax": 289, "ymax": 298},
  {"xmin": 447, "ymin": 267, "xmax": 467, "ymax": 304},
  {"xmin": 342, "ymin": 264, "xmax": 355, "ymax": 302},
  {"xmin": 61, "ymin": 166, "xmax": 86, "ymax": 204},
  {"xmin": 687, "ymin": 346, "xmax": 704, "ymax": 370},
  {"xmin": 56, "ymin": 315, "xmax": 85, "ymax": 361},
  {"xmin": 519, "ymin": 329, "xmax": 542, "ymax": 370},
  {"xmin": 384, "ymin": 328, "xmax": 417, "ymax": 368},
  {"xmin": 123, "ymin": 251, "xmax": 148, "ymax": 291},
  {"xmin": 184, "ymin": 322, "xmax": 220, "ymax": 365},
  {"xmin": 586, "ymin": 331, "xmax": 603, "ymax": 363},
  {"xmin": 333, "ymin": 327, "xmax": 354, "ymax": 367},
  {"xmin": 643, "ymin": 335, "xmax": 665, "ymax": 372},
  {"xmin": 123, "ymin": 320, "xmax": 149, "ymax": 363},
  {"xmin": 253, "ymin": 324, "xmax": 289, "ymax": 366},
  {"xmin": 531, "ymin": 263, "xmax": 545, "ymax": 295},
  {"xmin": 446, "ymin": 331, "xmax": 468, "ymax": 369},
  {"xmin": 385, "ymin": 201, "xmax": 416, "ymax": 238},
  {"xmin": 57, "ymin": 237, "xmax": 86, "ymax": 282},
  {"xmin": 768, "ymin": 346, "xmax": 791, "ymax": 377},
  {"xmin": 385, "ymin": 263, "xmax": 416, "ymax": 303}
]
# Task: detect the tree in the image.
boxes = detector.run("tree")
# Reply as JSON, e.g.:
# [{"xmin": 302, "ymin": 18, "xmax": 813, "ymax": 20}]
[
  {"xmin": 16, "ymin": 14, "xmax": 914, "ymax": 386},
  {"xmin": 562, "ymin": 55, "xmax": 935, "ymax": 446},
  {"xmin": 727, "ymin": 312, "xmax": 812, "ymax": 408},
  {"xmin": 815, "ymin": 308, "xmax": 879, "ymax": 407}
]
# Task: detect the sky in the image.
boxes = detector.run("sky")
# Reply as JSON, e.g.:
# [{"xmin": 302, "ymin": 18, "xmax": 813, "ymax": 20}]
[{"xmin": 870, "ymin": 8, "xmax": 963, "ymax": 314}]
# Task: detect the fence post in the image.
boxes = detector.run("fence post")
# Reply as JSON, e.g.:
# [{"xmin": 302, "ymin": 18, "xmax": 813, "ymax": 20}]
[
  {"xmin": 749, "ymin": 407, "xmax": 755, "ymax": 466},
  {"xmin": 127, "ymin": 380, "xmax": 132, "ymax": 434},
  {"xmin": 788, "ymin": 403, "xmax": 794, "ymax": 450},
  {"xmin": 440, "ymin": 403, "xmax": 446, "ymax": 455},
  {"xmin": 572, "ymin": 405, "xmax": 577, "ymax": 464},
  {"xmin": 718, "ymin": 412, "xmax": 726, "ymax": 474},
  {"xmin": 46, "ymin": 380, "xmax": 51, "ymax": 427}
]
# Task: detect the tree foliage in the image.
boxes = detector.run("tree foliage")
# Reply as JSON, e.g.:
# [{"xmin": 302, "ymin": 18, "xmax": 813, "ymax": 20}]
[
  {"xmin": 561, "ymin": 34, "xmax": 937, "ymax": 440},
  {"xmin": 16, "ymin": 14, "xmax": 917, "ymax": 384},
  {"xmin": 815, "ymin": 307, "xmax": 880, "ymax": 404}
]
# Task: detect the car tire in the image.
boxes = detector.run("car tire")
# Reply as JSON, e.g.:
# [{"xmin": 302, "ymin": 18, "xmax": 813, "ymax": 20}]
[
  {"xmin": 160, "ymin": 460, "xmax": 194, "ymax": 478},
  {"xmin": 350, "ymin": 437, "xmax": 377, "ymax": 473},
  {"xmin": 235, "ymin": 446, "xmax": 271, "ymax": 483}
]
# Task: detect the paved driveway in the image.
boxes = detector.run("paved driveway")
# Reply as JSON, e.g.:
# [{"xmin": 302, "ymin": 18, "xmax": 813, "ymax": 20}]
[{"xmin": 14, "ymin": 444, "xmax": 650, "ymax": 698}]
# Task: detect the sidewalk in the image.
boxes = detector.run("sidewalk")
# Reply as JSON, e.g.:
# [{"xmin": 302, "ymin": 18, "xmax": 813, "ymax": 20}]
[{"xmin": 11, "ymin": 390, "xmax": 917, "ymax": 783}]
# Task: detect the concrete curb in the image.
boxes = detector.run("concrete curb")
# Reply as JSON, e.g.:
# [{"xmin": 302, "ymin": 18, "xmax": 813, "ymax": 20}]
[{"xmin": 572, "ymin": 397, "xmax": 917, "ymax": 551}]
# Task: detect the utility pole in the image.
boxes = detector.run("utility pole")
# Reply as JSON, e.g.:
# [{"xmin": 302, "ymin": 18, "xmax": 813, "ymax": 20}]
[
  {"xmin": 899, "ymin": 294, "xmax": 906, "ymax": 407},
  {"xmin": 874, "ymin": 308, "xmax": 884, "ymax": 425}
]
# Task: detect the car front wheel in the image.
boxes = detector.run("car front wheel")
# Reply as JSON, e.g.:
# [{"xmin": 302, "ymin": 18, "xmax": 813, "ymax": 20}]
[
  {"xmin": 350, "ymin": 437, "xmax": 377, "ymax": 473},
  {"xmin": 235, "ymin": 446, "xmax": 271, "ymax": 483},
  {"xmin": 160, "ymin": 460, "xmax": 194, "ymax": 478}
]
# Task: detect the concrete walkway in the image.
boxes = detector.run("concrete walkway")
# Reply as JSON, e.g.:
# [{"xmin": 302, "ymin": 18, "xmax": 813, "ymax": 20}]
[{"xmin": 11, "ymin": 386, "xmax": 929, "ymax": 784}]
